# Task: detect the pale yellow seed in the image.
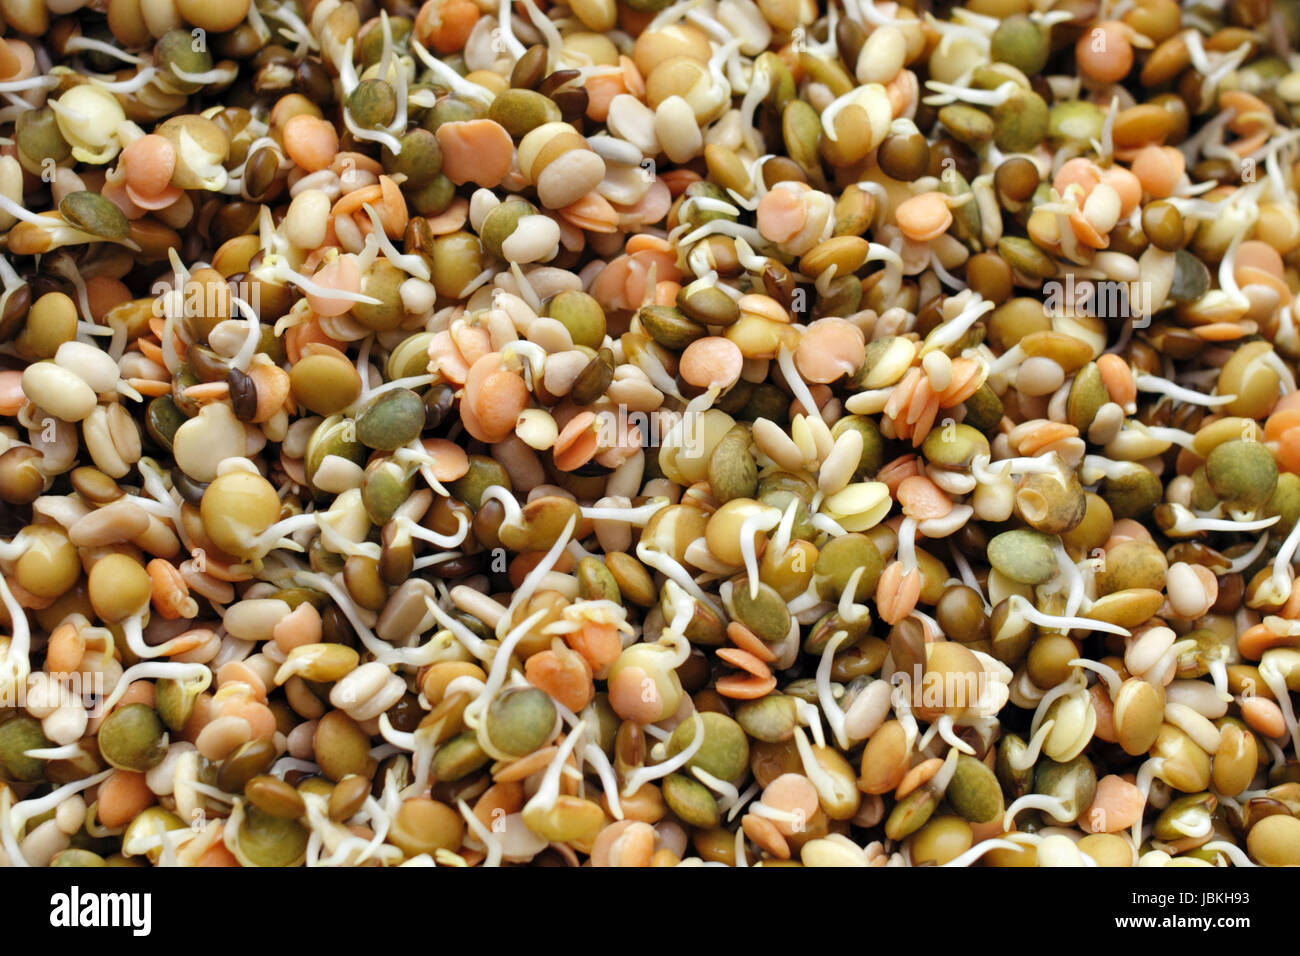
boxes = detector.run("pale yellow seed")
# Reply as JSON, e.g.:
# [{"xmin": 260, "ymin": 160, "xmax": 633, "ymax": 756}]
[
  {"xmin": 921, "ymin": 350, "xmax": 953, "ymax": 393},
  {"xmin": 223, "ymin": 599, "xmax": 293, "ymax": 642},
  {"xmin": 516, "ymin": 408, "xmax": 559, "ymax": 450},
  {"xmin": 21, "ymin": 361, "xmax": 97, "ymax": 422},
  {"xmin": 856, "ymin": 26, "xmax": 906, "ymax": 84}
]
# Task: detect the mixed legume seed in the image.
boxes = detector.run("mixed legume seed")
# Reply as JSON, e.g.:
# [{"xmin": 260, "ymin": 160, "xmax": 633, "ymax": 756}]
[{"xmin": 0, "ymin": 0, "xmax": 1299, "ymax": 869}]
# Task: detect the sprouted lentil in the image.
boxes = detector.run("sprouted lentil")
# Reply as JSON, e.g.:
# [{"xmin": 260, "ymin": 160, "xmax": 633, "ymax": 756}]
[{"xmin": 1, "ymin": 0, "xmax": 1300, "ymax": 870}]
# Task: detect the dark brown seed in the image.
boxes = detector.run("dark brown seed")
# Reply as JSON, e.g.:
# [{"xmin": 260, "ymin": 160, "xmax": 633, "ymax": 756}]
[
  {"xmin": 994, "ymin": 157, "xmax": 1039, "ymax": 205},
  {"xmin": 145, "ymin": 396, "xmax": 185, "ymax": 452},
  {"xmin": 428, "ymin": 555, "xmax": 483, "ymax": 578},
  {"xmin": 538, "ymin": 69, "xmax": 581, "ymax": 98},
  {"xmin": 217, "ymin": 738, "xmax": 277, "ymax": 792},
  {"xmin": 245, "ymin": 775, "xmax": 307, "ymax": 818},
  {"xmin": 1108, "ymin": 221, "xmax": 1149, "ymax": 257},
  {"xmin": 216, "ymin": 22, "xmax": 267, "ymax": 59},
  {"xmin": 877, "ymin": 131, "xmax": 930, "ymax": 182},
  {"xmin": 297, "ymin": 58, "xmax": 335, "ymax": 103},
  {"xmin": 0, "ymin": 446, "xmax": 44, "ymax": 505},
  {"xmin": 252, "ymin": 44, "xmax": 294, "ymax": 69},
  {"xmin": 387, "ymin": 694, "xmax": 424, "ymax": 733},
  {"xmin": 423, "ymin": 383, "xmax": 456, "ymax": 429},
  {"xmin": 254, "ymin": 60, "xmax": 296, "ymax": 94},
  {"xmin": 322, "ymin": 605, "xmax": 357, "ymax": 647},
  {"xmin": 471, "ymin": 498, "xmax": 505, "ymax": 550},
  {"xmin": 763, "ymin": 260, "xmax": 796, "ymax": 308},
  {"xmin": 188, "ymin": 346, "xmax": 229, "ymax": 383},
  {"xmin": 927, "ymin": 137, "xmax": 978, "ymax": 183},
  {"xmin": 1149, "ymin": 92, "xmax": 1189, "ymax": 144},
  {"xmin": 570, "ymin": 348, "xmax": 615, "ymax": 405},
  {"xmin": 761, "ymin": 155, "xmax": 807, "ymax": 188},
  {"xmin": 551, "ymin": 87, "xmax": 589, "ymax": 122},
  {"xmin": 1142, "ymin": 200, "xmax": 1185, "ymax": 251},
  {"xmin": 404, "ymin": 215, "xmax": 435, "ymax": 257},
  {"xmin": 210, "ymin": 202, "xmax": 261, "ymax": 247},
  {"xmin": 380, "ymin": 529, "xmax": 415, "ymax": 585},
  {"xmin": 228, "ymin": 367, "xmax": 259, "ymax": 422},
  {"xmin": 329, "ymin": 774, "xmax": 372, "ymax": 822},
  {"xmin": 243, "ymin": 147, "xmax": 281, "ymax": 201},
  {"xmin": 835, "ymin": 16, "xmax": 866, "ymax": 67},
  {"xmin": 171, "ymin": 468, "xmax": 209, "ymax": 506},
  {"xmin": 966, "ymin": 252, "xmax": 1013, "ymax": 304},
  {"xmin": 0, "ymin": 282, "xmax": 31, "ymax": 340},
  {"xmin": 511, "ymin": 45, "xmax": 548, "ymax": 89}
]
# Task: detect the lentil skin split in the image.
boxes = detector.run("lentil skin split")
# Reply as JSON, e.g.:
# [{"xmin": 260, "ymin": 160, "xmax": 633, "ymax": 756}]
[{"xmin": 3, "ymin": 0, "xmax": 1300, "ymax": 871}]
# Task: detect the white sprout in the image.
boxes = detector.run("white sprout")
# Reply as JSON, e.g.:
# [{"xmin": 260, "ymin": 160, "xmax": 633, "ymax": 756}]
[
  {"xmin": 1008, "ymin": 593, "xmax": 1130, "ymax": 637},
  {"xmin": 1, "ymin": 769, "xmax": 113, "ymax": 866},
  {"xmin": 1203, "ymin": 840, "xmax": 1255, "ymax": 868},
  {"xmin": 1001, "ymin": 792, "xmax": 1075, "ymax": 831},
  {"xmin": 518, "ymin": 719, "xmax": 587, "ymax": 818},
  {"xmin": 393, "ymin": 513, "xmax": 470, "ymax": 551},
  {"xmin": 947, "ymin": 541, "xmax": 991, "ymax": 613},
  {"xmin": 458, "ymin": 798, "xmax": 503, "ymax": 868},
  {"xmin": 64, "ymin": 37, "xmax": 144, "ymax": 64},
  {"xmin": 361, "ymin": 203, "xmax": 430, "ymax": 280},
  {"xmin": 1227, "ymin": 538, "xmax": 1264, "ymax": 583},
  {"xmin": 677, "ymin": 218, "xmax": 766, "ymax": 248},
  {"xmin": 342, "ymin": 100, "xmax": 403, "ymax": 154},
  {"xmin": 0, "ymin": 574, "xmax": 31, "ymax": 692},
  {"xmin": 792, "ymin": 725, "xmax": 852, "ymax": 802},
  {"xmin": 295, "ymin": 570, "xmax": 422, "ymax": 665},
  {"xmin": 170, "ymin": 62, "xmax": 239, "ymax": 86},
  {"xmin": 691, "ymin": 766, "xmax": 740, "ymax": 813},
  {"xmin": 923, "ymin": 79, "xmax": 1019, "ymax": 109},
  {"xmin": 520, "ymin": 0, "xmax": 563, "ymax": 67},
  {"xmin": 637, "ymin": 541, "xmax": 725, "ymax": 618},
  {"xmin": 940, "ymin": 838, "xmax": 1024, "ymax": 867},
  {"xmin": 1070, "ymin": 658, "xmax": 1122, "ymax": 698},
  {"xmin": 424, "ymin": 594, "xmax": 492, "ymax": 660},
  {"xmin": 816, "ymin": 630, "xmax": 852, "ymax": 750},
  {"xmin": 411, "ymin": 38, "xmax": 495, "ymax": 103},
  {"xmin": 620, "ymin": 712, "xmax": 705, "ymax": 798},
  {"xmin": 1134, "ymin": 372, "xmax": 1236, "ymax": 406},
  {"xmin": 1259, "ymin": 656, "xmax": 1300, "ymax": 754},
  {"xmin": 930, "ymin": 253, "xmax": 967, "ymax": 290},
  {"xmin": 267, "ymin": 255, "xmax": 383, "ymax": 305},
  {"xmin": 465, "ymin": 608, "xmax": 549, "ymax": 728},
  {"xmin": 23, "ymin": 743, "xmax": 88, "ymax": 761},
  {"xmin": 229, "ymin": 295, "xmax": 262, "ymax": 372},
  {"xmin": 739, "ymin": 507, "xmax": 783, "ymax": 599},
  {"xmin": 86, "ymin": 67, "xmax": 162, "ymax": 94},
  {"xmin": 502, "ymin": 515, "xmax": 577, "ymax": 632},
  {"xmin": 1165, "ymin": 506, "xmax": 1278, "ymax": 536},
  {"xmin": 101, "ymin": 662, "xmax": 211, "ymax": 715}
]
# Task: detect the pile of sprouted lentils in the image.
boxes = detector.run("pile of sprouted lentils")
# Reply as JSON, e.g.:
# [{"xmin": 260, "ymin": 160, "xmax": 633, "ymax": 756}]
[{"xmin": 3, "ymin": 0, "xmax": 1300, "ymax": 870}]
